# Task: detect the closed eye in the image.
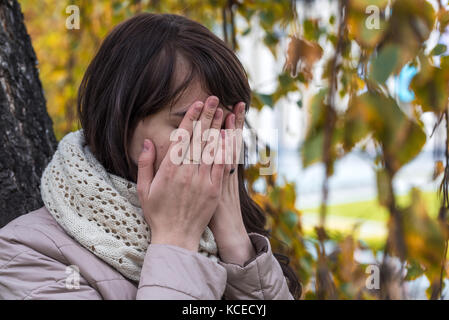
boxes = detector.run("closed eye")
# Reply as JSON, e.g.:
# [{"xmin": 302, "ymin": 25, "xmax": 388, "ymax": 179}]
[{"xmin": 171, "ymin": 111, "xmax": 187, "ymax": 118}]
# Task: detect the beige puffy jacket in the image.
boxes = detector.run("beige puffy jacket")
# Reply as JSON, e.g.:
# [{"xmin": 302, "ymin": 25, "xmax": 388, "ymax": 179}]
[{"xmin": 0, "ymin": 206, "xmax": 294, "ymax": 300}]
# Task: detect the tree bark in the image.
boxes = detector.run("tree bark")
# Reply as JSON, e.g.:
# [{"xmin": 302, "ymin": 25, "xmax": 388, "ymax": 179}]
[{"xmin": 0, "ymin": 0, "xmax": 57, "ymax": 227}]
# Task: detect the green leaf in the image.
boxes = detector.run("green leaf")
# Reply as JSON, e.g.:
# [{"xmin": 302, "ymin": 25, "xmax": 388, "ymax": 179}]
[
  {"xmin": 376, "ymin": 169, "xmax": 391, "ymax": 207},
  {"xmin": 252, "ymin": 92, "xmax": 274, "ymax": 109},
  {"xmin": 263, "ymin": 31, "xmax": 279, "ymax": 57},
  {"xmin": 301, "ymin": 130, "xmax": 324, "ymax": 168},
  {"xmin": 264, "ymin": 31, "xmax": 278, "ymax": 46},
  {"xmin": 402, "ymin": 188, "xmax": 446, "ymax": 277},
  {"xmin": 371, "ymin": 45, "xmax": 399, "ymax": 83},
  {"xmin": 300, "ymin": 88, "xmax": 342, "ymax": 173},
  {"xmin": 431, "ymin": 44, "xmax": 447, "ymax": 56},
  {"xmin": 342, "ymin": 94, "xmax": 371, "ymax": 152},
  {"xmin": 258, "ymin": 93, "xmax": 273, "ymax": 107},
  {"xmin": 405, "ymin": 260, "xmax": 425, "ymax": 281},
  {"xmin": 411, "ymin": 55, "xmax": 449, "ymax": 113},
  {"xmin": 281, "ymin": 210, "xmax": 299, "ymax": 230},
  {"xmin": 259, "ymin": 10, "xmax": 275, "ymax": 28},
  {"xmin": 353, "ymin": 92, "xmax": 426, "ymax": 173},
  {"xmin": 242, "ymin": 27, "xmax": 251, "ymax": 36}
]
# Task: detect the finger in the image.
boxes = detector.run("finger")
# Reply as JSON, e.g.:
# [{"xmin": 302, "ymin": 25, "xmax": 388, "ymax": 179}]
[
  {"xmin": 194, "ymin": 96, "xmax": 219, "ymax": 162},
  {"xmin": 199, "ymin": 108, "xmax": 222, "ymax": 176},
  {"xmin": 210, "ymin": 108, "xmax": 223, "ymax": 133},
  {"xmin": 234, "ymin": 102, "xmax": 246, "ymax": 130},
  {"xmin": 137, "ymin": 139, "xmax": 156, "ymax": 200},
  {"xmin": 233, "ymin": 102, "xmax": 245, "ymax": 167},
  {"xmin": 223, "ymin": 113, "xmax": 235, "ymax": 173},
  {"xmin": 183, "ymin": 96, "xmax": 219, "ymax": 164},
  {"xmin": 211, "ymin": 129, "xmax": 226, "ymax": 185},
  {"xmin": 163, "ymin": 101, "xmax": 203, "ymax": 167}
]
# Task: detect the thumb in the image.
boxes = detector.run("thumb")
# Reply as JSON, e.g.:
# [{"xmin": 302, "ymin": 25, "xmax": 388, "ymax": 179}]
[{"xmin": 137, "ymin": 139, "xmax": 156, "ymax": 199}]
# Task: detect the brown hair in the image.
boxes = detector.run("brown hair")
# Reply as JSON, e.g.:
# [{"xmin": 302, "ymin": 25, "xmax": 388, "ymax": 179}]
[{"xmin": 77, "ymin": 13, "xmax": 301, "ymax": 299}]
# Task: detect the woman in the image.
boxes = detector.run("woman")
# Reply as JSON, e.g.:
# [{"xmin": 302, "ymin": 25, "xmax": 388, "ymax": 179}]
[{"xmin": 0, "ymin": 13, "xmax": 300, "ymax": 300}]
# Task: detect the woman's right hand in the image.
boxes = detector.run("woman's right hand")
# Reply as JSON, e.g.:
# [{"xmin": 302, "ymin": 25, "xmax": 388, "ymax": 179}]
[{"xmin": 136, "ymin": 96, "xmax": 225, "ymax": 252}]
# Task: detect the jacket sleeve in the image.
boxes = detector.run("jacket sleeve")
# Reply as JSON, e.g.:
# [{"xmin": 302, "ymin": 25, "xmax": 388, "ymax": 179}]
[
  {"xmin": 0, "ymin": 222, "xmax": 228, "ymax": 300},
  {"xmin": 136, "ymin": 243, "xmax": 227, "ymax": 300},
  {"xmin": 0, "ymin": 225, "xmax": 102, "ymax": 300},
  {"xmin": 217, "ymin": 232, "xmax": 294, "ymax": 300}
]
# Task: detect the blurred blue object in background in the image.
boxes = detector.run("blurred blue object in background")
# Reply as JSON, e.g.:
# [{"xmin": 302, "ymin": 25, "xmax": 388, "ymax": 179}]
[{"xmin": 396, "ymin": 64, "xmax": 417, "ymax": 103}]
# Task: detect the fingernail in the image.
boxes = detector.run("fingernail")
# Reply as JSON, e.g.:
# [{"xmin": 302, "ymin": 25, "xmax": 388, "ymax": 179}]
[
  {"xmin": 240, "ymin": 103, "xmax": 246, "ymax": 113},
  {"xmin": 230, "ymin": 114, "xmax": 235, "ymax": 125},
  {"xmin": 208, "ymin": 96, "xmax": 219, "ymax": 108},
  {"xmin": 143, "ymin": 139, "xmax": 151, "ymax": 152},
  {"xmin": 195, "ymin": 102, "xmax": 204, "ymax": 112}
]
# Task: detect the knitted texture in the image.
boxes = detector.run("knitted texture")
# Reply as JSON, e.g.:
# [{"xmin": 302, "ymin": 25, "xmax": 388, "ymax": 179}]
[{"xmin": 40, "ymin": 130, "xmax": 219, "ymax": 282}]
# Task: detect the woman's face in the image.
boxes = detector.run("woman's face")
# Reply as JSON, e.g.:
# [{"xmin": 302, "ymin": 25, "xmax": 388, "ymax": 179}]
[{"xmin": 129, "ymin": 58, "xmax": 232, "ymax": 174}]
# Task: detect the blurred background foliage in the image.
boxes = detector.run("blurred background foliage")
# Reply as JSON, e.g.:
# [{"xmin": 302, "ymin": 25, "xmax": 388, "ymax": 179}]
[{"xmin": 20, "ymin": 0, "xmax": 449, "ymax": 299}]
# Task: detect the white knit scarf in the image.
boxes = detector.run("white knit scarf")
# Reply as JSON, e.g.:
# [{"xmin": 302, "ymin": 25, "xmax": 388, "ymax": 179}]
[{"xmin": 40, "ymin": 130, "xmax": 219, "ymax": 282}]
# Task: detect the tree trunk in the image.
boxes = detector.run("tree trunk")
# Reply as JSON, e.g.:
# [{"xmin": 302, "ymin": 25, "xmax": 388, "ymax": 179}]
[{"xmin": 0, "ymin": 0, "xmax": 57, "ymax": 227}]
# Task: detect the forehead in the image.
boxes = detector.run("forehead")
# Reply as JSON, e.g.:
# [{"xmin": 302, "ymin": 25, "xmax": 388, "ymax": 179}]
[
  {"xmin": 172, "ymin": 79, "xmax": 210, "ymax": 113},
  {"xmin": 170, "ymin": 53, "xmax": 210, "ymax": 112},
  {"xmin": 169, "ymin": 53, "xmax": 232, "ymax": 116}
]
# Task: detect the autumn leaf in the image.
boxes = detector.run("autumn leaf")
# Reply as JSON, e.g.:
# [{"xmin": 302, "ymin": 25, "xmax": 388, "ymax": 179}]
[
  {"xmin": 433, "ymin": 160, "xmax": 444, "ymax": 180},
  {"xmin": 283, "ymin": 36, "xmax": 323, "ymax": 80},
  {"xmin": 411, "ymin": 55, "xmax": 449, "ymax": 113},
  {"xmin": 402, "ymin": 188, "xmax": 445, "ymax": 279},
  {"xmin": 349, "ymin": 92, "xmax": 426, "ymax": 174}
]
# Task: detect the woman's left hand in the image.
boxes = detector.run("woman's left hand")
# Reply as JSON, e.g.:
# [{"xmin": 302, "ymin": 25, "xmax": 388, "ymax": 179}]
[{"xmin": 208, "ymin": 102, "xmax": 256, "ymax": 266}]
